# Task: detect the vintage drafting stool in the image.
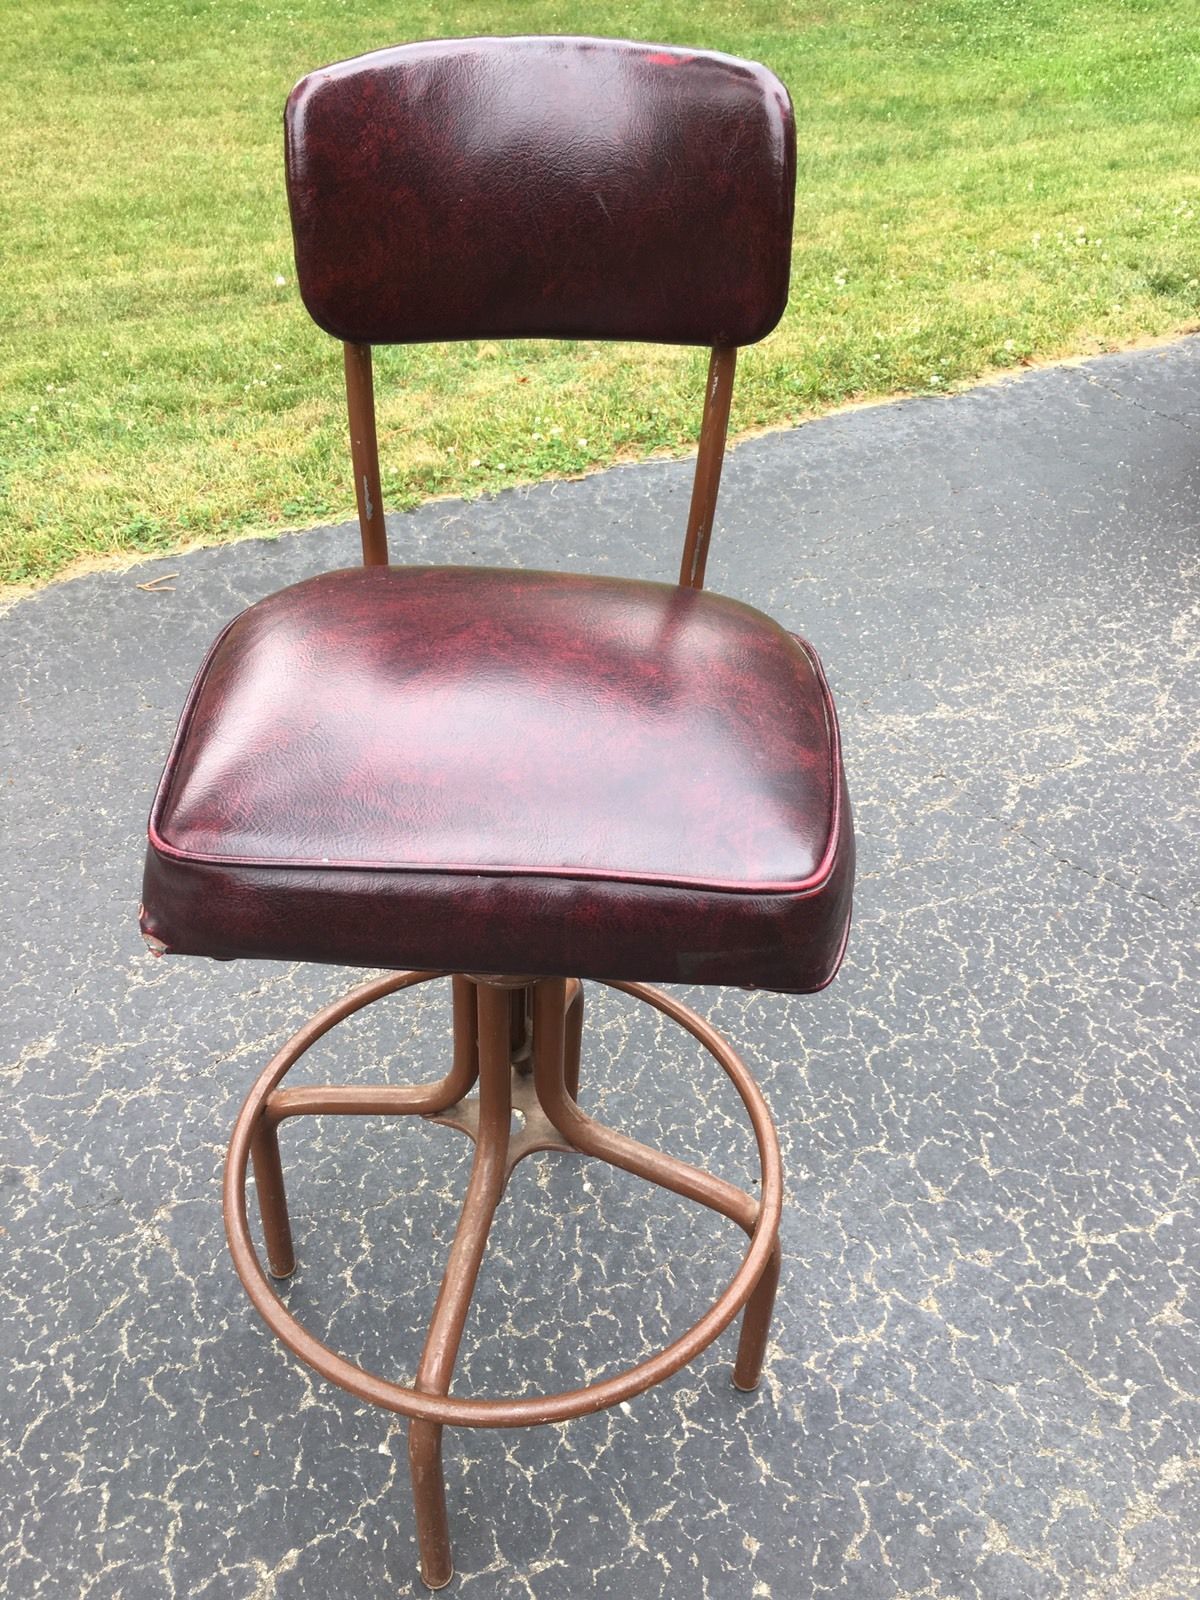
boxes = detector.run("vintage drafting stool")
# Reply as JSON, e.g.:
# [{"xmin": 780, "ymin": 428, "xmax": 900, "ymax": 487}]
[{"xmin": 140, "ymin": 37, "xmax": 854, "ymax": 1588}]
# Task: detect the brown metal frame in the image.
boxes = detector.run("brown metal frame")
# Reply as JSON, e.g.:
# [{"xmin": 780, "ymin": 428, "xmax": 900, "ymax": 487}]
[
  {"xmin": 678, "ymin": 345, "xmax": 737, "ymax": 589},
  {"xmin": 342, "ymin": 340, "xmax": 737, "ymax": 587},
  {"xmin": 225, "ymin": 971, "xmax": 782, "ymax": 1589},
  {"xmin": 344, "ymin": 341, "xmax": 389, "ymax": 566},
  {"xmin": 219, "ymin": 333, "xmax": 762, "ymax": 1587}
]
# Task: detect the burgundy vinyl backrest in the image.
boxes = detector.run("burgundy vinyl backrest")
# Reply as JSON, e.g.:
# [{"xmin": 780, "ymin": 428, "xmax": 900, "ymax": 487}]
[{"xmin": 284, "ymin": 36, "xmax": 796, "ymax": 348}]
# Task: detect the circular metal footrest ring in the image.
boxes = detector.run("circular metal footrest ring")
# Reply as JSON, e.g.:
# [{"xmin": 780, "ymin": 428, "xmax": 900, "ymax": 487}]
[{"xmin": 223, "ymin": 971, "xmax": 782, "ymax": 1430}]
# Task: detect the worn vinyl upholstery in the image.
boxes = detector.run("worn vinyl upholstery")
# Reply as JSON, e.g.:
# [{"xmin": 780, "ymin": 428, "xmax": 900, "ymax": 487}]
[
  {"xmin": 141, "ymin": 568, "xmax": 853, "ymax": 993},
  {"xmin": 141, "ymin": 37, "xmax": 854, "ymax": 994},
  {"xmin": 284, "ymin": 36, "xmax": 796, "ymax": 346}
]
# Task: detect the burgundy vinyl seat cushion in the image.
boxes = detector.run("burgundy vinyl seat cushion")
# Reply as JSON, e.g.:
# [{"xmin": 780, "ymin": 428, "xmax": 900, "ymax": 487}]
[{"xmin": 141, "ymin": 566, "xmax": 853, "ymax": 992}]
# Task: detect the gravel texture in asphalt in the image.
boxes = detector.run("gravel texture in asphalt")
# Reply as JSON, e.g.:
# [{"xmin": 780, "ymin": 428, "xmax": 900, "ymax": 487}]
[{"xmin": 3, "ymin": 339, "xmax": 1198, "ymax": 1600}]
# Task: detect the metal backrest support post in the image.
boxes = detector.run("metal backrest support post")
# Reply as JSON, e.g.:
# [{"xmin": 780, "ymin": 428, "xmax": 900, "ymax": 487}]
[
  {"xmin": 344, "ymin": 341, "xmax": 388, "ymax": 566},
  {"xmin": 347, "ymin": 341, "xmax": 738, "ymax": 586},
  {"xmin": 679, "ymin": 346, "xmax": 737, "ymax": 590}
]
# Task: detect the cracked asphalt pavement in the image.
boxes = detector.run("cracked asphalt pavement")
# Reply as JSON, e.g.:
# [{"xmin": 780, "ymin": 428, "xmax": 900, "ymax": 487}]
[{"xmin": 2, "ymin": 338, "xmax": 1199, "ymax": 1599}]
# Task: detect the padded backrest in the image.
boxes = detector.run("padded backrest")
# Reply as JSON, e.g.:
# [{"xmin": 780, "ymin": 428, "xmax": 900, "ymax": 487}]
[{"xmin": 285, "ymin": 36, "xmax": 796, "ymax": 348}]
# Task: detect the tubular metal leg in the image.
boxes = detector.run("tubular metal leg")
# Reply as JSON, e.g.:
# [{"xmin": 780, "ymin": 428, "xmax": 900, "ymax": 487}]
[
  {"xmin": 408, "ymin": 982, "xmax": 514, "ymax": 1588},
  {"xmin": 563, "ymin": 977, "xmax": 584, "ymax": 1103},
  {"xmin": 249, "ymin": 1120, "xmax": 295, "ymax": 1279}
]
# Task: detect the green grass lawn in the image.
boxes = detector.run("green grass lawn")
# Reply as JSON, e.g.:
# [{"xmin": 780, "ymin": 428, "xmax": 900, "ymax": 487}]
[{"xmin": 2, "ymin": 0, "xmax": 1198, "ymax": 588}]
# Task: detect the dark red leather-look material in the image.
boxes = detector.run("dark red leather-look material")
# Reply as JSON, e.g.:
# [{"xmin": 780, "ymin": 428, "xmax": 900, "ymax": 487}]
[
  {"xmin": 285, "ymin": 37, "xmax": 795, "ymax": 347},
  {"xmin": 141, "ymin": 568, "xmax": 852, "ymax": 993}
]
